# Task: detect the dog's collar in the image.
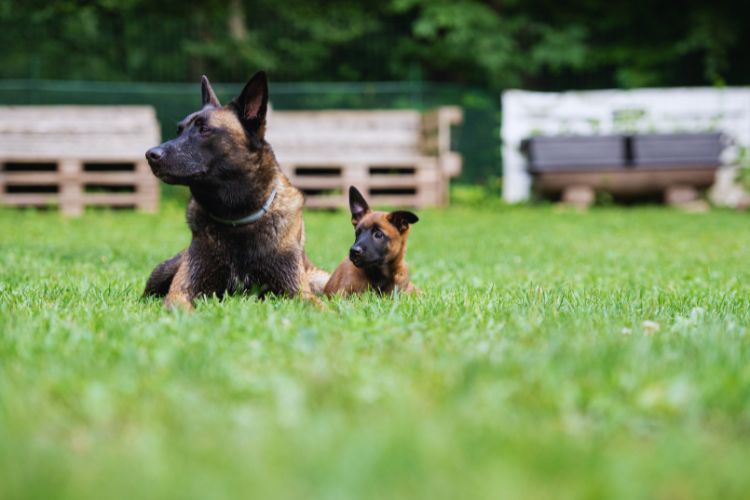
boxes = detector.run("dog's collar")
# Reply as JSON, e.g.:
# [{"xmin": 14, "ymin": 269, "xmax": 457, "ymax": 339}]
[{"xmin": 206, "ymin": 185, "xmax": 278, "ymax": 227}]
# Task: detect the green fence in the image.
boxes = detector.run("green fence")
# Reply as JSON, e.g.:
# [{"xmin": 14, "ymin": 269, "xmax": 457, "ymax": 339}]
[{"xmin": 0, "ymin": 79, "xmax": 500, "ymax": 183}]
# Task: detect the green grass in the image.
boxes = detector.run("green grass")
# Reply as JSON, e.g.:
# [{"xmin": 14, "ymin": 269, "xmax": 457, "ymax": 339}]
[{"xmin": 2, "ymin": 199, "xmax": 750, "ymax": 500}]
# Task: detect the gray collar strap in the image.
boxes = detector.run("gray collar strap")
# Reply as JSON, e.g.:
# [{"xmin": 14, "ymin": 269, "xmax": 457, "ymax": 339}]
[{"xmin": 207, "ymin": 186, "xmax": 278, "ymax": 227}]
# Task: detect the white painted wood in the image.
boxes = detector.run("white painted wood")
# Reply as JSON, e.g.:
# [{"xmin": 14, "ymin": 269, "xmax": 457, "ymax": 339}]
[{"xmin": 502, "ymin": 88, "xmax": 750, "ymax": 202}]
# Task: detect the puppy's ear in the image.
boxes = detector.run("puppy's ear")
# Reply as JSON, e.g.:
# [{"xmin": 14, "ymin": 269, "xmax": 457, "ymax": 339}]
[
  {"xmin": 234, "ymin": 71, "xmax": 269, "ymax": 137},
  {"xmin": 349, "ymin": 186, "xmax": 371, "ymax": 227},
  {"xmin": 388, "ymin": 211, "xmax": 419, "ymax": 233},
  {"xmin": 201, "ymin": 75, "xmax": 221, "ymax": 108}
]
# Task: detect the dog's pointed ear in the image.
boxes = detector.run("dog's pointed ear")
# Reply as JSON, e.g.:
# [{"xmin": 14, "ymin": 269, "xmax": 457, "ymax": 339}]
[
  {"xmin": 388, "ymin": 211, "xmax": 419, "ymax": 233},
  {"xmin": 201, "ymin": 75, "xmax": 221, "ymax": 108},
  {"xmin": 235, "ymin": 71, "xmax": 269, "ymax": 133},
  {"xmin": 349, "ymin": 186, "xmax": 371, "ymax": 227}
]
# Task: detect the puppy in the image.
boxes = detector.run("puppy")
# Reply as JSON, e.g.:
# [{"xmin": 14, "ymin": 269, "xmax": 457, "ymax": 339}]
[{"xmin": 324, "ymin": 186, "xmax": 419, "ymax": 296}]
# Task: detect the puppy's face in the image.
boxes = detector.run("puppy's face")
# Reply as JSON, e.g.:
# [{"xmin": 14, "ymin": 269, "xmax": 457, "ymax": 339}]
[
  {"xmin": 347, "ymin": 187, "xmax": 418, "ymax": 269},
  {"xmin": 145, "ymin": 72, "xmax": 269, "ymax": 186}
]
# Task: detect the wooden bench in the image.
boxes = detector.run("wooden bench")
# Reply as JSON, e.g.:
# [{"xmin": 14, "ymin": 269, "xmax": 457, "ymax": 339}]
[
  {"xmin": 523, "ymin": 133, "xmax": 724, "ymax": 206},
  {"xmin": 0, "ymin": 106, "xmax": 160, "ymax": 215},
  {"xmin": 267, "ymin": 107, "xmax": 463, "ymax": 208}
]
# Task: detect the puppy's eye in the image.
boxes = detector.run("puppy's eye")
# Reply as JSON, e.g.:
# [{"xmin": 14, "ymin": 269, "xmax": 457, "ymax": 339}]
[
  {"xmin": 373, "ymin": 229, "xmax": 384, "ymax": 240},
  {"xmin": 199, "ymin": 125, "xmax": 211, "ymax": 135}
]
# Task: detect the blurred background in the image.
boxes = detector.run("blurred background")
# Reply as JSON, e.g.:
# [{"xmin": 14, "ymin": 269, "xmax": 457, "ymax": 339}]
[{"xmin": 1, "ymin": 0, "xmax": 750, "ymax": 200}]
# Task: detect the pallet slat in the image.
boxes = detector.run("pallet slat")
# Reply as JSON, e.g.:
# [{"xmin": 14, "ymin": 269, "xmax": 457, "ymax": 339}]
[
  {"xmin": 2, "ymin": 172, "xmax": 60, "ymax": 184},
  {"xmin": 303, "ymin": 195, "xmax": 346, "ymax": 208},
  {"xmin": 1, "ymin": 193, "xmax": 59, "ymax": 205},
  {"xmin": 83, "ymin": 193, "xmax": 143, "ymax": 205}
]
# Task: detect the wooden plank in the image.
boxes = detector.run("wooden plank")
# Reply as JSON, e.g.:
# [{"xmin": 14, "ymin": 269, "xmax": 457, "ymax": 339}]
[
  {"xmin": 0, "ymin": 106, "xmax": 159, "ymax": 132},
  {"xmin": 1, "ymin": 193, "xmax": 59, "ymax": 205},
  {"xmin": 0, "ymin": 135, "xmax": 157, "ymax": 160},
  {"xmin": 421, "ymin": 135, "xmax": 440, "ymax": 156},
  {"xmin": 343, "ymin": 164, "xmax": 369, "ymax": 199},
  {"xmin": 270, "ymin": 110, "xmax": 421, "ymax": 127},
  {"xmin": 1, "ymin": 191, "xmax": 160, "ymax": 210},
  {"xmin": 421, "ymin": 107, "xmax": 463, "ymax": 183},
  {"xmin": 59, "ymin": 159, "xmax": 83, "ymax": 216},
  {"xmin": 134, "ymin": 161, "xmax": 159, "ymax": 212},
  {"xmin": 367, "ymin": 195, "xmax": 420, "ymax": 207},
  {"xmin": 136, "ymin": 190, "xmax": 160, "ymax": 213},
  {"xmin": 288, "ymin": 177, "xmax": 344, "ymax": 190},
  {"xmin": 1, "ymin": 154, "xmax": 148, "ymax": 163},
  {"xmin": 0, "ymin": 105, "xmax": 161, "ymax": 163},
  {"xmin": 0, "ymin": 171, "xmax": 149, "ymax": 185},
  {"xmin": 2, "ymin": 172, "xmax": 61, "ymax": 184},
  {"xmin": 439, "ymin": 153, "xmax": 462, "ymax": 178},
  {"xmin": 83, "ymin": 193, "xmax": 142, "ymax": 206},
  {"xmin": 271, "ymin": 129, "xmax": 420, "ymax": 144},
  {"xmin": 417, "ymin": 182, "xmax": 443, "ymax": 206},
  {"xmin": 367, "ymin": 175, "xmax": 419, "ymax": 188},
  {"xmin": 81, "ymin": 172, "xmax": 142, "ymax": 184},
  {"xmin": 279, "ymin": 157, "xmax": 439, "ymax": 169},
  {"xmin": 303, "ymin": 195, "xmax": 346, "ymax": 209}
]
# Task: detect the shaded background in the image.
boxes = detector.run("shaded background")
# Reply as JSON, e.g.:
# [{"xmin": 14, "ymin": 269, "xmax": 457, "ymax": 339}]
[{"xmin": 2, "ymin": 0, "xmax": 749, "ymax": 184}]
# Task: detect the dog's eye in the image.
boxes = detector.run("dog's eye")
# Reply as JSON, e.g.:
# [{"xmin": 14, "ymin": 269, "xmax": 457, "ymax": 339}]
[
  {"xmin": 193, "ymin": 119, "xmax": 210, "ymax": 135},
  {"xmin": 373, "ymin": 229, "xmax": 384, "ymax": 240}
]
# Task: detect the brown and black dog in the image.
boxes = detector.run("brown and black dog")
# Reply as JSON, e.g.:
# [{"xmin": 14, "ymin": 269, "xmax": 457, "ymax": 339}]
[
  {"xmin": 143, "ymin": 71, "xmax": 328, "ymax": 309},
  {"xmin": 324, "ymin": 186, "xmax": 419, "ymax": 297}
]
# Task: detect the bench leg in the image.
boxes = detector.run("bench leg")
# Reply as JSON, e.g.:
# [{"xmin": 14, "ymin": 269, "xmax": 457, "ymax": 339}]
[
  {"xmin": 561, "ymin": 185, "xmax": 595, "ymax": 208},
  {"xmin": 59, "ymin": 159, "xmax": 83, "ymax": 216},
  {"xmin": 664, "ymin": 185, "xmax": 698, "ymax": 206},
  {"xmin": 343, "ymin": 164, "xmax": 368, "ymax": 207},
  {"xmin": 0, "ymin": 161, "xmax": 5, "ymax": 206},
  {"xmin": 136, "ymin": 160, "xmax": 159, "ymax": 213}
]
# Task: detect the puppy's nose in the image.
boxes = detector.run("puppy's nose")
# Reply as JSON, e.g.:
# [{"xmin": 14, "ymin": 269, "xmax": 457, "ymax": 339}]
[
  {"xmin": 146, "ymin": 147, "xmax": 164, "ymax": 163},
  {"xmin": 349, "ymin": 246, "xmax": 363, "ymax": 260}
]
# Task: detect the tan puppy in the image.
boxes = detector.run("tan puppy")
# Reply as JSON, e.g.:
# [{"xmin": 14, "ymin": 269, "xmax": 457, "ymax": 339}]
[{"xmin": 324, "ymin": 186, "xmax": 419, "ymax": 296}]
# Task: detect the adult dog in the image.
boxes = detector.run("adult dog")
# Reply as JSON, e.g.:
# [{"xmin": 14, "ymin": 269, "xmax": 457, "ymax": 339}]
[{"xmin": 143, "ymin": 71, "xmax": 328, "ymax": 309}]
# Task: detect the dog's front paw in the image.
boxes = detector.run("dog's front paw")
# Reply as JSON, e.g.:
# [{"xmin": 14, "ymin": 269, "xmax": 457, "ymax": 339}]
[{"xmin": 164, "ymin": 294, "xmax": 195, "ymax": 312}]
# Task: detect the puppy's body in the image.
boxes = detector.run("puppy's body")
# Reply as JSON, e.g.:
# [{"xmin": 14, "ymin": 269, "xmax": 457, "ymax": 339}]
[
  {"xmin": 324, "ymin": 187, "xmax": 418, "ymax": 297},
  {"xmin": 324, "ymin": 243, "xmax": 416, "ymax": 296},
  {"xmin": 143, "ymin": 72, "xmax": 327, "ymax": 309}
]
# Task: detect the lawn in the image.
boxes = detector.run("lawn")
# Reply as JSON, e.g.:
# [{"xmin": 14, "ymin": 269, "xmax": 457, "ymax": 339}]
[{"xmin": 1, "ymin": 197, "xmax": 750, "ymax": 500}]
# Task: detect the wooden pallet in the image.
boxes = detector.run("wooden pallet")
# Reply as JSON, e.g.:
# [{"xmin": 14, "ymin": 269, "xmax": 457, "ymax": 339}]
[
  {"xmin": 0, "ymin": 106, "xmax": 161, "ymax": 215},
  {"xmin": 0, "ymin": 158, "xmax": 158, "ymax": 215},
  {"xmin": 269, "ymin": 107, "xmax": 462, "ymax": 208}
]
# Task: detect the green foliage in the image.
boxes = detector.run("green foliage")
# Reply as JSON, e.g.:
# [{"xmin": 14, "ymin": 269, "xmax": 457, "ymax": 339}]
[
  {"xmin": 2, "ymin": 204, "xmax": 750, "ymax": 498},
  {"xmin": 1, "ymin": 0, "xmax": 748, "ymax": 88}
]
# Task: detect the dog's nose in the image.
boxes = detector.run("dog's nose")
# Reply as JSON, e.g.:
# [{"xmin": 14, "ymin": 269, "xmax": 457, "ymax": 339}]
[
  {"xmin": 350, "ymin": 246, "xmax": 363, "ymax": 260},
  {"xmin": 146, "ymin": 147, "xmax": 164, "ymax": 163}
]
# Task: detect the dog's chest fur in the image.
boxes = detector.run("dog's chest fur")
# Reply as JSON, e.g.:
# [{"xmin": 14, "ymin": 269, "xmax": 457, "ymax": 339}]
[{"xmin": 186, "ymin": 196, "xmax": 303, "ymax": 296}]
